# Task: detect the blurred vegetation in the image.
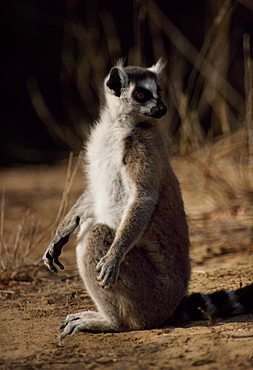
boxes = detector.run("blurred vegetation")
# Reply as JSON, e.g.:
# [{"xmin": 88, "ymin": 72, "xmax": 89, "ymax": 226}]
[{"xmin": 1, "ymin": 0, "xmax": 253, "ymax": 162}]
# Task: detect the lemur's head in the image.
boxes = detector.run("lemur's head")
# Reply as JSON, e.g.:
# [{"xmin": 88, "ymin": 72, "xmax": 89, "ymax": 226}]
[{"xmin": 104, "ymin": 59, "xmax": 167, "ymax": 119}]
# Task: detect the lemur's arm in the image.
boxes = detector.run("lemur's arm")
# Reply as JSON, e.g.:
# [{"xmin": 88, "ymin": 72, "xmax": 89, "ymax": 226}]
[
  {"xmin": 96, "ymin": 133, "xmax": 162, "ymax": 288},
  {"xmin": 43, "ymin": 193, "xmax": 93, "ymax": 273},
  {"xmin": 96, "ymin": 186, "xmax": 158, "ymax": 288}
]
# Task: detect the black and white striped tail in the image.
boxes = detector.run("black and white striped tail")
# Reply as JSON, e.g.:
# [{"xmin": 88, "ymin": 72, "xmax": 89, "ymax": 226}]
[{"xmin": 171, "ymin": 283, "xmax": 253, "ymax": 324}]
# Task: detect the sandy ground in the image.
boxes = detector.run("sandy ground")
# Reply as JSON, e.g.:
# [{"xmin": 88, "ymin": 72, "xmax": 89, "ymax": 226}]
[{"xmin": 0, "ymin": 158, "xmax": 253, "ymax": 369}]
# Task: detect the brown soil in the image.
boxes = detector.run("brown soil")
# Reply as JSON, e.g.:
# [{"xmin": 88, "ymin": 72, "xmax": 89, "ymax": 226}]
[{"xmin": 1, "ymin": 159, "xmax": 253, "ymax": 369}]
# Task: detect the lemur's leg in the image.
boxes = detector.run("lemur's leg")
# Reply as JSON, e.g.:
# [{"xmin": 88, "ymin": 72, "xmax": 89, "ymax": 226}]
[
  {"xmin": 43, "ymin": 193, "xmax": 93, "ymax": 273},
  {"xmin": 60, "ymin": 224, "xmax": 125, "ymax": 338}
]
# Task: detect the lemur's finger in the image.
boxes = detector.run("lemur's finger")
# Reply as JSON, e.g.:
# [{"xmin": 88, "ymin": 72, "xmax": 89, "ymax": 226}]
[
  {"xmin": 43, "ymin": 251, "xmax": 58, "ymax": 273},
  {"xmin": 95, "ymin": 260, "xmax": 103, "ymax": 272},
  {"xmin": 50, "ymin": 263, "xmax": 58, "ymax": 274},
  {"xmin": 54, "ymin": 257, "xmax": 64, "ymax": 270}
]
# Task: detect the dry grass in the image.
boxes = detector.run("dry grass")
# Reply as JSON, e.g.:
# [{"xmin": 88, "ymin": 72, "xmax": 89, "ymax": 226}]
[
  {"xmin": 0, "ymin": 153, "xmax": 82, "ymax": 284},
  {"xmin": 0, "ymin": 195, "xmax": 40, "ymax": 282},
  {"xmin": 191, "ymin": 31, "xmax": 253, "ymax": 211}
]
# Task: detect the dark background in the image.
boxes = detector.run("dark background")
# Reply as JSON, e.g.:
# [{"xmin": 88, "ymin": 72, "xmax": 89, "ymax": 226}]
[{"xmin": 1, "ymin": 0, "xmax": 252, "ymax": 165}]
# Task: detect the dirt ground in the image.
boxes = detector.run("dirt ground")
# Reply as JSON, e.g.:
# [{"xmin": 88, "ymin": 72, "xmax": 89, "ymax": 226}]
[{"xmin": 0, "ymin": 158, "xmax": 253, "ymax": 369}]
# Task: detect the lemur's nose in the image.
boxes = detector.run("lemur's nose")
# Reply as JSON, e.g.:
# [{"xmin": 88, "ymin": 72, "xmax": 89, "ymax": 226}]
[
  {"xmin": 150, "ymin": 101, "xmax": 167, "ymax": 118},
  {"xmin": 158, "ymin": 100, "xmax": 167, "ymax": 114}
]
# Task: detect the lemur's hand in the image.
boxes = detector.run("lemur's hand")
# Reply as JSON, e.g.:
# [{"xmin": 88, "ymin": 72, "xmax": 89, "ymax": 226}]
[
  {"xmin": 43, "ymin": 235, "xmax": 69, "ymax": 273},
  {"xmin": 96, "ymin": 254, "xmax": 120, "ymax": 288},
  {"xmin": 43, "ymin": 215, "xmax": 81, "ymax": 273}
]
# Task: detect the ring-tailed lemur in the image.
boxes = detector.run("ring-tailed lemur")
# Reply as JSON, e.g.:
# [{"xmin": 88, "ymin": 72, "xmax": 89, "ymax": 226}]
[{"xmin": 43, "ymin": 59, "xmax": 253, "ymax": 339}]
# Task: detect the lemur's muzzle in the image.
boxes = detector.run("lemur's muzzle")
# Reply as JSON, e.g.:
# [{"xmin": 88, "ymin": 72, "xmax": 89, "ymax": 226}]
[{"xmin": 150, "ymin": 100, "xmax": 167, "ymax": 118}]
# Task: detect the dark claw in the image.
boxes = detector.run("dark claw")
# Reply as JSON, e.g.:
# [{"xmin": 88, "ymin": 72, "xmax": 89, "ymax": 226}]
[
  {"xmin": 45, "ymin": 251, "xmax": 64, "ymax": 273},
  {"xmin": 51, "ymin": 264, "xmax": 58, "ymax": 274},
  {"xmin": 54, "ymin": 257, "xmax": 64, "ymax": 270}
]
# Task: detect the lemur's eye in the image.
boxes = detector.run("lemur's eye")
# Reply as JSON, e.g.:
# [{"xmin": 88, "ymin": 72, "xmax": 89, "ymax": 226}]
[
  {"xmin": 134, "ymin": 88, "xmax": 152, "ymax": 102},
  {"xmin": 136, "ymin": 92, "xmax": 145, "ymax": 100}
]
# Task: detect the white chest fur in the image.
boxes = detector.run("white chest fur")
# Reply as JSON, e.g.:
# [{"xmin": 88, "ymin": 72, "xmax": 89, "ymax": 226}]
[{"xmin": 86, "ymin": 112, "xmax": 132, "ymax": 229}]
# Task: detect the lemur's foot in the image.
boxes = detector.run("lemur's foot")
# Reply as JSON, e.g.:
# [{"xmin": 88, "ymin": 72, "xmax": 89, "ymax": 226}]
[{"xmin": 60, "ymin": 311, "xmax": 116, "ymax": 338}]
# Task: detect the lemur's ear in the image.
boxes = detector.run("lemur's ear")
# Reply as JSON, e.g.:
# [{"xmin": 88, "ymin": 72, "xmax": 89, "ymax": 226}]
[
  {"xmin": 148, "ymin": 58, "xmax": 166, "ymax": 78},
  {"xmin": 106, "ymin": 66, "xmax": 128, "ymax": 97}
]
